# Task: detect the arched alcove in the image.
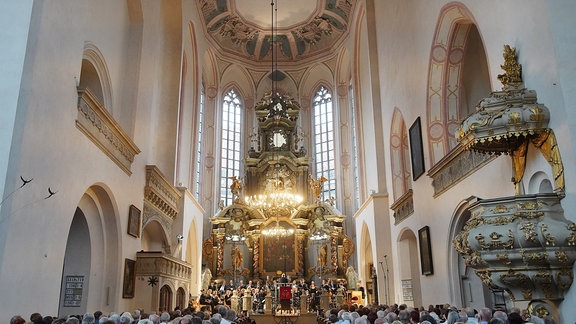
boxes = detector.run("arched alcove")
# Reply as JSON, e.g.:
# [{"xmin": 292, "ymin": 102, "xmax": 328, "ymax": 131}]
[
  {"xmin": 81, "ymin": 43, "xmax": 113, "ymax": 112},
  {"xmin": 59, "ymin": 185, "xmax": 120, "ymax": 316},
  {"xmin": 396, "ymin": 228, "xmax": 421, "ymax": 308},
  {"xmin": 426, "ymin": 4, "xmax": 491, "ymax": 165},
  {"xmin": 390, "ymin": 108, "xmax": 412, "ymax": 201},
  {"xmin": 359, "ymin": 222, "xmax": 374, "ymax": 304},
  {"xmin": 528, "ymin": 171, "xmax": 554, "ymax": 194},
  {"xmin": 447, "ymin": 196, "xmax": 510, "ymax": 310},
  {"xmin": 141, "ymin": 220, "xmax": 169, "ymax": 253}
]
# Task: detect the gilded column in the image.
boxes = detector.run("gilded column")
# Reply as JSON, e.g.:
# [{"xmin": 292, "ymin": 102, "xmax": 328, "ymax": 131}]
[
  {"xmin": 331, "ymin": 235, "xmax": 338, "ymax": 273},
  {"xmin": 296, "ymin": 233, "xmax": 305, "ymax": 276},
  {"xmin": 216, "ymin": 234, "xmax": 225, "ymax": 276},
  {"xmin": 252, "ymin": 234, "xmax": 260, "ymax": 278}
]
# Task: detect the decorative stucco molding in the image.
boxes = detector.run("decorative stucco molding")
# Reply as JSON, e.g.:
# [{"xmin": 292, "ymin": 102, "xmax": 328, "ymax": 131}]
[{"xmin": 76, "ymin": 88, "xmax": 140, "ymax": 175}]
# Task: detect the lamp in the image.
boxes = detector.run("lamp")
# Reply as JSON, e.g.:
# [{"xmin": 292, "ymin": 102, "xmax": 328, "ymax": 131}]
[
  {"xmin": 309, "ymin": 229, "xmax": 329, "ymax": 241},
  {"xmin": 225, "ymin": 231, "xmax": 246, "ymax": 242}
]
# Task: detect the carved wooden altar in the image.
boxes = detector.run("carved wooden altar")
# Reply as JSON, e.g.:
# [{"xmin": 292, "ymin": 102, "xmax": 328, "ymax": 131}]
[{"xmin": 204, "ymin": 92, "xmax": 353, "ymax": 282}]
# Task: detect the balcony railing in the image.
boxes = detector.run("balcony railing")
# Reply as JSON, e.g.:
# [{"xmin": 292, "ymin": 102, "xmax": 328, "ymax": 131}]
[
  {"xmin": 144, "ymin": 165, "xmax": 182, "ymax": 223},
  {"xmin": 136, "ymin": 251, "xmax": 192, "ymax": 282},
  {"xmin": 76, "ymin": 88, "xmax": 140, "ymax": 175}
]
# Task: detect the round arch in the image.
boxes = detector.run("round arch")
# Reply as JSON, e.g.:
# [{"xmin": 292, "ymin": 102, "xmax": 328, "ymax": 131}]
[
  {"xmin": 81, "ymin": 42, "xmax": 113, "ymax": 111},
  {"xmin": 390, "ymin": 108, "xmax": 412, "ymax": 201},
  {"xmin": 358, "ymin": 221, "xmax": 374, "ymax": 304},
  {"xmin": 59, "ymin": 184, "xmax": 120, "ymax": 316},
  {"xmin": 425, "ymin": 3, "xmax": 487, "ymax": 166},
  {"xmin": 396, "ymin": 227, "xmax": 421, "ymax": 307},
  {"xmin": 141, "ymin": 219, "xmax": 170, "ymax": 253}
]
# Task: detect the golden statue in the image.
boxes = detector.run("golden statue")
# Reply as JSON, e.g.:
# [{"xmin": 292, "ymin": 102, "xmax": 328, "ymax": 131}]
[
  {"xmin": 309, "ymin": 174, "xmax": 328, "ymax": 203},
  {"xmin": 229, "ymin": 176, "xmax": 242, "ymax": 203},
  {"xmin": 232, "ymin": 245, "xmax": 243, "ymax": 270},
  {"xmin": 318, "ymin": 244, "xmax": 328, "ymax": 267}
]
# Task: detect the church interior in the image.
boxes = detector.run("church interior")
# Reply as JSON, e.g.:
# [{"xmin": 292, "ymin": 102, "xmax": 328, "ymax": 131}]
[{"xmin": 1, "ymin": 0, "xmax": 576, "ymax": 323}]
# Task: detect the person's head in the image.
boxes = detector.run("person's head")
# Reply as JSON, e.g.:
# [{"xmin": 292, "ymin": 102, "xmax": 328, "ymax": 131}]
[
  {"xmin": 420, "ymin": 314, "xmax": 436, "ymax": 324},
  {"xmin": 445, "ymin": 310, "xmax": 460, "ymax": 324},
  {"xmin": 82, "ymin": 313, "xmax": 95, "ymax": 324},
  {"xmin": 478, "ymin": 308, "xmax": 491, "ymax": 322},
  {"xmin": 508, "ymin": 312, "xmax": 523, "ymax": 324},
  {"xmin": 148, "ymin": 314, "xmax": 159, "ymax": 324},
  {"xmin": 224, "ymin": 309, "xmax": 236, "ymax": 322},
  {"xmin": 29, "ymin": 313, "xmax": 43, "ymax": 323},
  {"xmin": 159, "ymin": 312, "xmax": 170, "ymax": 322},
  {"xmin": 94, "ymin": 311, "xmax": 103, "ymax": 320},
  {"xmin": 132, "ymin": 309, "xmax": 141, "ymax": 320},
  {"xmin": 65, "ymin": 317, "xmax": 80, "ymax": 324},
  {"xmin": 10, "ymin": 315, "xmax": 25, "ymax": 324},
  {"xmin": 492, "ymin": 310, "xmax": 507, "ymax": 322},
  {"xmin": 409, "ymin": 310, "xmax": 420, "ymax": 323}
]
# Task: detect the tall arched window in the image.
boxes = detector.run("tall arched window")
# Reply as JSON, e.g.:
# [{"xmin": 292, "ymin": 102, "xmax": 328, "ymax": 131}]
[
  {"xmin": 313, "ymin": 86, "xmax": 336, "ymax": 202},
  {"xmin": 350, "ymin": 81, "xmax": 360, "ymax": 208},
  {"xmin": 220, "ymin": 89, "xmax": 243, "ymax": 206},
  {"xmin": 194, "ymin": 86, "xmax": 205, "ymax": 200}
]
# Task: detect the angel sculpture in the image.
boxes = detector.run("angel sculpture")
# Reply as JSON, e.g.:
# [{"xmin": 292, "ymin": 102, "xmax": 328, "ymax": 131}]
[
  {"xmin": 229, "ymin": 176, "xmax": 242, "ymax": 203},
  {"xmin": 309, "ymin": 174, "xmax": 328, "ymax": 203}
]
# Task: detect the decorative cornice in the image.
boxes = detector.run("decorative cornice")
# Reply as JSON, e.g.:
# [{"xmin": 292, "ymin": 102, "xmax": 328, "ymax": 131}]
[
  {"xmin": 144, "ymin": 165, "xmax": 183, "ymax": 222},
  {"xmin": 428, "ymin": 144, "xmax": 495, "ymax": 197},
  {"xmin": 76, "ymin": 88, "xmax": 140, "ymax": 175},
  {"xmin": 390, "ymin": 189, "xmax": 414, "ymax": 225}
]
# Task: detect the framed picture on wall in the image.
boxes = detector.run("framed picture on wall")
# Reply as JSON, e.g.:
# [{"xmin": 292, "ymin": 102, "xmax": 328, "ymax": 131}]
[
  {"xmin": 418, "ymin": 226, "xmax": 434, "ymax": 275},
  {"xmin": 123, "ymin": 258, "xmax": 136, "ymax": 298},
  {"xmin": 409, "ymin": 117, "xmax": 425, "ymax": 180},
  {"xmin": 127, "ymin": 204, "xmax": 141, "ymax": 238}
]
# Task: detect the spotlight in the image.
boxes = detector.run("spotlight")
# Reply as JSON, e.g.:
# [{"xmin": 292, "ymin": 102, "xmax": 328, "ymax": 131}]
[{"xmin": 176, "ymin": 234, "xmax": 184, "ymax": 241}]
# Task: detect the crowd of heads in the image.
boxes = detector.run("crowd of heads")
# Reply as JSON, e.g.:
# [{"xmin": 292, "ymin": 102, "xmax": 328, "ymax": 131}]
[
  {"xmin": 317, "ymin": 303, "xmax": 553, "ymax": 324},
  {"xmin": 9, "ymin": 304, "xmax": 255, "ymax": 324}
]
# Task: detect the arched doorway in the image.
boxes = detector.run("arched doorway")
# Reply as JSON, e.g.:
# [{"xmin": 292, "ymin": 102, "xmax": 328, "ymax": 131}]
[
  {"xmin": 397, "ymin": 229, "xmax": 422, "ymax": 307},
  {"xmin": 59, "ymin": 208, "xmax": 91, "ymax": 314},
  {"xmin": 176, "ymin": 287, "xmax": 186, "ymax": 310},
  {"xmin": 58, "ymin": 186, "xmax": 119, "ymax": 316},
  {"xmin": 448, "ymin": 197, "xmax": 505, "ymax": 310},
  {"xmin": 159, "ymin": 285, "xmax": 172, "ymax": 312},
  {"xmin": 360, "ymin": 223, "xmax": 374, "ymax": 305}
]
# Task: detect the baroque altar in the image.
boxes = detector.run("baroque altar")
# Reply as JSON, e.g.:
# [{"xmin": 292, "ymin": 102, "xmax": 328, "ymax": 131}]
[{"xmin": 202, "ymin": 92, "xmax": 354, "ymax": 283}]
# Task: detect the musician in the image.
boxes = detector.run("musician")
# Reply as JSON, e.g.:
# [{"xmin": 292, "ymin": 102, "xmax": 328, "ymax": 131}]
[
  {"xmin": 199, "ymin": 289, "xmax": 214, "ymax": 310},
  {"xmin": 298, "ymin": 278, "xmax": 309, "ymax": 291},
  {"xmin": 226, "ymin": 279, "xmax": 235, "ymax": 291},
  {"xmin": 239, "ymin": 279, "xmax": 246, "ymax": 289},
  {"xmin": 278, "ymin": 273, "xmax": 289, "ymax": 283},
  {"xmin": 208, "ymin": 280, "xmax": 218, "ymax": 291},
  {"xmin": 308, "ymin": 281, "xmax": 320, "ymax": 311},
  {"xmin": 223, "ymin": 289, "xmax": 233, "ymax": 307}
]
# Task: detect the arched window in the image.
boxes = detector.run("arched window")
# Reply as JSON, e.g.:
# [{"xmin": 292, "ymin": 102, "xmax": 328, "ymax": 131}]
[
  {"xmin": 194, "ymin": 86, "xmax": 205, "ymax": 200},
  {"xmin": 390, "ymin": 109, "xmax": 412, "ymax": 201},
  {"xmin": 159, "ymin": 285, "xmax": 172, "ymax": 312},
  {"xmin": 426, "ymin": 5, "xmax": 491, "ymax": 165},
  {"xmin": 313, "ymin": 86, "xmax": 336, "ymax": 202},
  {"xmin": 350, "ymin": 81, "xmax": 360, "ymax": 208},
  {"xmin": 220, "ymin": 89, "xmax": 243, "ymax": 206}
]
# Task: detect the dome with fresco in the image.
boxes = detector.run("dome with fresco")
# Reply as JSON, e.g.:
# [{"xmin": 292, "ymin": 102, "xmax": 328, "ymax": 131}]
[{"xmin": 197, "ymin": 0, "xmax": 354, "ymax": 64}]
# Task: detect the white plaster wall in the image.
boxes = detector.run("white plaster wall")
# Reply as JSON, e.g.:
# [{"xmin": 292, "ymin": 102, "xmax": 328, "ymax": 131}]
[
  {"xmin": 364, "ymin": 1, "xmax": 576, "ymax": 322},
  {"xmin": 0, "ymin": 0, "xmax": 33, "ymax": 211},
  {"xmin": 0, "ymin": 0, "xmax": 198, "ymax": 316}
]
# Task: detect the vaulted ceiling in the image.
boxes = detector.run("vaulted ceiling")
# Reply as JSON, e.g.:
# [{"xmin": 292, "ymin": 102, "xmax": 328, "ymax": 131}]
[{"xmin": 198, "ymin": 0, "xmax": 355, "ymax": 64}]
